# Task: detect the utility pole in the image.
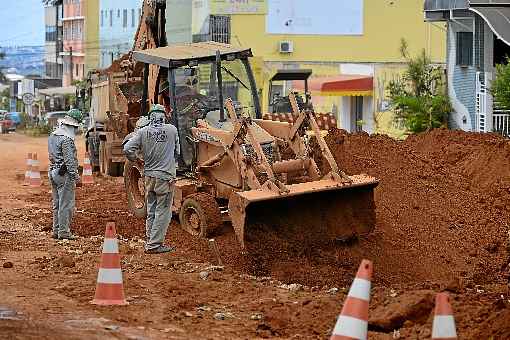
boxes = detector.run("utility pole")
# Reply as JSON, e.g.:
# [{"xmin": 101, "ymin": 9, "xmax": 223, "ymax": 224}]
[{"xmin": 70, "ymin": 46, "xmax": 73, "ymax": 84}]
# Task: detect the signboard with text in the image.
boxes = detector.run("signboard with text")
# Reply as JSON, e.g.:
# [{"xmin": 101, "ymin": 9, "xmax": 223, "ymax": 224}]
[{"xmin": 266, "ymin": 0, "xmax": 364, "ymax": 35}]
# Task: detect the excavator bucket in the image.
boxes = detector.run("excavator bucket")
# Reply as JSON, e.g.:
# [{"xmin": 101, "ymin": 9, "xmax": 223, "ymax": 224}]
[{"xmin": 228, "ymin": 175, "xmax": 379, "ymax": 249}]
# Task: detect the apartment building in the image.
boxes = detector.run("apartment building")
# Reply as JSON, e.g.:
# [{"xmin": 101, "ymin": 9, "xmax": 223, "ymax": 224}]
[
  {"xmin": 98, "ymin": 0, "xmax": 142, "ymax": 68},
  {"xmin": 44, "ymin": 1, "xmax": 64, "ymax": 82}
]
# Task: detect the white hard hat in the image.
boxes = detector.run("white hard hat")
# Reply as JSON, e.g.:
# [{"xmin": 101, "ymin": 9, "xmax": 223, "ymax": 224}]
[
  {"xmin": 58, "ymin": 116, "xmax": 80, "ymax": 127},
  {"xmin": 135, "ymin": 116, "xmax": 150, "ymax": 130}
]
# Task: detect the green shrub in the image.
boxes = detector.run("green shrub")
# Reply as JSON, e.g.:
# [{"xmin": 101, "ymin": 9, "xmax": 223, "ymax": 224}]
[
  {"xmin": 387, "ymin": 42, "xmax": 451, "ymax": 133},
  {"xmin": 23, "ymin": 124, "xmax": 52, "ymax": 137},
  {"xmin": 492, "ymin": 57, "xmax": 510, "ymax": 109}
]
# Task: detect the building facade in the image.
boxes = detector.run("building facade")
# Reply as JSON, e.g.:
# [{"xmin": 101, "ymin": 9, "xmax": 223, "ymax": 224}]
[
  {"xmin": 98, "ymin": 0, "xmax": 142, "ymax": 69},
  {"xmin": 44, "ymin": 1, "xmax": 64, "ymax": 82},
  {"xmin": 62, "ymin": 0, "xmax": 86, "ymax": 86},
  {"xmin": 84, "ymin": 0, "xmax": 100, "ymax": 75},
  {"xmin": 425, "ymin": 0, "xmax": 510, "ymax": 136},
  {"xmin": 167, "ymin": 0, "xmax": 446, "ymax": 136}
]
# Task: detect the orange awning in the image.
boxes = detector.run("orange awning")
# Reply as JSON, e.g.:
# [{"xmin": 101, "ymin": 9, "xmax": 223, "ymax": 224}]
[{"xmin": 293, "ymin": 74, "xmax": 373, "ymax": 97}]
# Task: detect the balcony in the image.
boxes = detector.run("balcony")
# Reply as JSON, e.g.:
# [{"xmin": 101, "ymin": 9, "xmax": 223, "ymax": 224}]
[
  {"xmin": 493, "ymin": 110, "xmax": 510, "ymax": 137},
  {"xmin": 469, "ymin": 0, "xmax": 510, "ymax": 4},
  {"xmin": 425, "ymin": 0, "xmax": 510, "ymax": 11},
  {"xmin": 63, "ymin": 2, "xmax": 83, "ymax": 21},
  {"xmin": 424, "ymin": 0, "xmax": 469, "ymax": 11}
]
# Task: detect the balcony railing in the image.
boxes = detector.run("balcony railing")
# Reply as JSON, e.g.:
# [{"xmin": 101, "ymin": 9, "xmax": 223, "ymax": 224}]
[
  {"xmin": 469, "ymin": 0, "xmax": 510, "ymax": 5},
  {"xmin": 493, "ymin": 110, "xmax": 510, "ymax": 137},
  {"xmin": 424, "ymin": 0, "xmax": 469, "ymax": 11}
]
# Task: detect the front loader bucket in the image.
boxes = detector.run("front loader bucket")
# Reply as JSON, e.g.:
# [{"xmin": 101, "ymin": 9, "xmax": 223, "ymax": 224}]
[{"xmin": 228, "ymin": 175, "xmax": 379, "ymax": 249}]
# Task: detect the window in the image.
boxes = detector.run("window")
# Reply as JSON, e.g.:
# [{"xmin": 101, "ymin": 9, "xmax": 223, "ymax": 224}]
[
  {"xmin": 72, "ymin": 21, "xmax": 79, "ymax": 40},
  {"xmin": 204, "ymin": 15, "xmax": 231, "ymax": 44},
  {"xmin": 46, "ymin": 26, "xmax": 57, "ymax": 42},
  {"xmin": 63, "ymin": 23, "xmax": 71, "ymax": 40},
  {"xmin": 117, "ymin": 9, "xmax": 120, "ymax": 18},
  {"xmin": 132, "ymin": 9, "xmax": 135, "ymax": 27},
  {"xmin": 110, "ymin": 10, "xmax": 113, "ymax": 27},
  {"xmin": 123, "ymin": 9, "xmax": 128, "ymax": 28},
  {"xmin": 138, "ymin": 8, "xmax": 141, "ymax": 20},
  {"xmin": 100, "ymin": 10, "xmax": 104, "ymax": 27},
  {"xmin": 456, "ymin": 32, "xmax": 473, "ymax": 66}
]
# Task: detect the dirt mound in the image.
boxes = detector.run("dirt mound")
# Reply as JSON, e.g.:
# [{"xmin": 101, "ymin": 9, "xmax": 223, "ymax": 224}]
[
  {"xmin": 318, "ymin": 128, "xmax": 510, "ymax": 286},
  {"xmin": 225, "ymin": 128, "xmax": 510, "ymax": 287},
  {"xmin": 22, "ymin": 178, "xmax": 145, "ymax": 238},
  {"xmin": 24, "ymin": 128, "xmax": 510, "ymax": 289}
]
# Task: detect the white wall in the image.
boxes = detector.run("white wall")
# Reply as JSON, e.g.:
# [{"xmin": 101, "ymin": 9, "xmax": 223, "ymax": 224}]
[
  {"xmin": 45, "ymin": 42, "xmax": 57, "ymax": 63},
  {"xmin": 340, "ymin": 97, "xmax": 352, "ymax": 131},
  {"xmin": 166, "ymin": 0, "xmax": 193, "ymax": 43},
  {"xmin": 99, "ymin": 0, "xmax": 142, "ymax": 68},
  {"xmin": 266, "ymin": 0, "xmax": 363, "ymax": 35},
  {"xmin": 45, "ymin": 6, "xmax": 57, "ymax": 26}
]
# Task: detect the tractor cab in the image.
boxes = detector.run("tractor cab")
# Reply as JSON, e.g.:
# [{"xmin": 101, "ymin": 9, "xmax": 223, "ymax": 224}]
[
  {"xmin": 132, "ymin": 42, "xmax": 263, "ymax": 168},
  {"xmin": 268, "ymin": 69, "xmax": 313, "ymax": 114}
]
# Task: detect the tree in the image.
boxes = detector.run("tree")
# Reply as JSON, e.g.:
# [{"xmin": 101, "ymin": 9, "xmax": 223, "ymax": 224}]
[
  {"xmin": 491, "ymin": 57, "xmax": 510, "ymax": 110},
  {"xmin": 0, "ymin": 88, "xmax": 9, "ymax": 111},
  {"xmin": 387, "ymin": 40, "xmax": 451, "ymax": 133},
  {"xmin": 0, "ymin": 51, "xmax": 5, "ymax": 83}
]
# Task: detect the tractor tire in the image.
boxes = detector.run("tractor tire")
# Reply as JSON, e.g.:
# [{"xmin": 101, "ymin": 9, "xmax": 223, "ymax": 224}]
[
  {"xmin": 99, "ymin": 142, "xmax": 107, "ymax": 176},
  {"xmin": 124, "ymin": 160, "xmax": 147, "ymax": 219},
  {"xmin": 179, "ymin": 193, "xmax": 222, "ymax": 238}
]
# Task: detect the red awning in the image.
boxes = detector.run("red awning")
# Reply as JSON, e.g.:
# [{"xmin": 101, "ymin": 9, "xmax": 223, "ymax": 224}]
[{"xmin": 293, "ymin": 74, "xmax": 373, "ymax": 96}]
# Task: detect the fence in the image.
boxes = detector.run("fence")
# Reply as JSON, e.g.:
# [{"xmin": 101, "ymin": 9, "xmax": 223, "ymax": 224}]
[{"xmin": 493, "ymin": 110, "xmax": 510, "ymax": 137}]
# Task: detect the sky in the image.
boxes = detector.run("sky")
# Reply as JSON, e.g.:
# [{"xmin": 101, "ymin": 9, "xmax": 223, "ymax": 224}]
[{"xmin": 0, "ymin": 0, "xmax": 45, "ymax": 47}]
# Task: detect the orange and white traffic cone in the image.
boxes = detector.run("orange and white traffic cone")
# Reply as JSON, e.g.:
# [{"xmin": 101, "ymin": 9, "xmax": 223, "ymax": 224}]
[
  {"xmin": 92, "ymin": 222, "xmax": 128, "ymax": 305},
  {"xmin": 432, "ymin": 292, "xmax": 457, "ymax": 339},
  {"xmin": 30, "ymin": 153, "xmax": 42, "ymax": 187},
  {"xmin": 24, "ymin": 152, "xmax": 32, "ymax": 186},
  {"xmin": 330, "ymin": 259, "xmax": 373, "ymax": 340},
  {"xmin": 82, "ymin": 152, "xmax": 94, "ymax": 185}
]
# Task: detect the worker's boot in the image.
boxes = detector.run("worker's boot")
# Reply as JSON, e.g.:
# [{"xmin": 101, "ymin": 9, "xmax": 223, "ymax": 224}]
[
  {"xmin": 145, "ymin": 245, "xmax": 176, "ymax": 254},
  {"xmin": 58, "ymin": 233, "xmax": 78, "ymax": 241}
]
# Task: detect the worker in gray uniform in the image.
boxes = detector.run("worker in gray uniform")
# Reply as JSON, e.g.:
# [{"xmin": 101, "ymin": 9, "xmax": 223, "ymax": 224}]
[
  {"xmin": 48, "ymin": 109, "xmax": 83, "ymax": 240},
  {"xmin": 123, "ymin": 104, "xmax": 180, "ymax": 254}
]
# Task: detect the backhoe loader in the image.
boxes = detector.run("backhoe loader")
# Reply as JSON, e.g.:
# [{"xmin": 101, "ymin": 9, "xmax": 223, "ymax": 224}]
[{"xmin": 125, "ymin": 42, "xmax": 379, "ymax": 248}]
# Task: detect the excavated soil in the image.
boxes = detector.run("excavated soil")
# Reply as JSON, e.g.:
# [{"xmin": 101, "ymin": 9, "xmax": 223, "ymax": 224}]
[
  {"xmin": 4, "ymin": 131, "xmax": 510, "ymax": 338},
  {"xmin": 231, "ymin": 128, "xmax": 510, "ymax": 289},
  {"xmin": 318, "ymin": 128, "xmax": 510, "ymax": 287},
  {"xmin": 24, "ymin": 129, "xmax": 510, "ymax": 290}
]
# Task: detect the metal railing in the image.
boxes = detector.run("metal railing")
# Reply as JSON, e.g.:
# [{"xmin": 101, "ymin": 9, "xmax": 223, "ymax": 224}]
[
  {"xmin": 476, "ymin": 71, "xmax": 489, "ymax": 133},
  {"xmin": 424, "ymin": 0, "xmax": 469, "ymax": 11},
  {"xmin": 493, "ymin": 110, "xmax": 510, "ymax": 137}
]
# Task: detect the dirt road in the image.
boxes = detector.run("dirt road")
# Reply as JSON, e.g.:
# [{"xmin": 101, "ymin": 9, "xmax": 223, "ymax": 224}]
[{"xmin": 0, "ymin": 131, "xmax": 509, "ymax": 339}]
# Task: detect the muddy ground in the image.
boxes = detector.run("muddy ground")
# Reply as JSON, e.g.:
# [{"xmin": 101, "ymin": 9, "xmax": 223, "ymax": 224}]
[{"xmin": 1, "ymin": 130, "xmax": 510, "ymax": 339}]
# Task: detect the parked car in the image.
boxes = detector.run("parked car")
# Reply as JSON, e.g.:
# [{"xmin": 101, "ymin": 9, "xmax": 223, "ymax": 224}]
[
  {"xmin": 0, "ymin": 113, "xmax": 14, "ymax": 134},
  {"xmin": 8, "ymin": 112, "xmax": 21, "ymax": 127}
]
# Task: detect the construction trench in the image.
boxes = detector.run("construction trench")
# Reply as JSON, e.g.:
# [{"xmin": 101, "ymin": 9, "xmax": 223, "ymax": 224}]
[{"xmin": 1, "ymin": 128, "xmax": 510, "ymax": 338}]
